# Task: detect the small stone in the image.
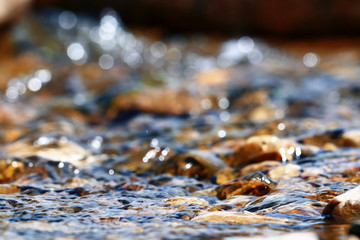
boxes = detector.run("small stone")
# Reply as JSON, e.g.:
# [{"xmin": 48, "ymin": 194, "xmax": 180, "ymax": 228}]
[
  {"xmin": 192, "ymin": 211, "xmax": 293, "ymax": 225},
  {"xmin": 0, "ymin": 159, "xmax": 26, "ymax": 183},
  {"xmin": 301, "ymin": 129, "xmax": 360, "ymax": 148},
  {"xmin": 107, "ymin": 88, "xmax": 202, "ymax": 117},
  {"xmin": 214, "ymin": 167, "xmax": 238, "ymax": 184},
  {"xmin": 157, "ymin": 150, "xmax": 227, "ymax": 180},
  {"xmin": 164, "ymin": 197, "xmax": 209, "ymax": 207},
  {"xmin": 215, "ymin": 172, "xmax": 276, "ymax": 200},
  {"xmin": 268, "ymin": 164, "xmax": 301, "ymax": 181},
  {"xmin": 227, "ymin": 135, "xmax": 297, "ymax": 166},
  {"xmin": 0, "ymin": 184, "xmax": 20, "ymax": 194},
  {"xmin": 4, "ymin": 137, "xmax": 96, "ymax": 169},
  {"xmin": 239, "ymin": 160, "xmax": 280, "ymax": 177},
  {"xmin": 322, "ymin": 186, "xmax": 360, "ymax": 222}
]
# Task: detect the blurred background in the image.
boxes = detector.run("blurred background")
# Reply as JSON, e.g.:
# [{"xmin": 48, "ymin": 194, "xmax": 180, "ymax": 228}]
[{"xmin": 2, "ymin": 0, "xmax": 360, "ymax": 37}]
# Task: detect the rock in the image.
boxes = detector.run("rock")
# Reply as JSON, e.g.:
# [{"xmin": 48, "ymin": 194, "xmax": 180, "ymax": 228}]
[
  {"xmin": 215, "ymin": 172, "xmax": 276, "ymax": 200},
  {"xmin": 239, "ymin": 161, "xmax": 281, "ymax": 177},
  {"xmin": 157, "ymin": 150, "xmax": 227, "ymax": 180},
  {"xmin": 164, "ymin": 197, "xmax": 209, "ymax": 207},
  {"xmin": 3, "ymin": 136, "xmax": 97, "ymax": 169},
  {"xmin": 268, "ymin": 164, "xmax": 301, "ymax": 181},
  {"xmin": 0, "ymin": 184, "xmax": 20, "ymax": 194},
  {"xmin": 192, "ymin": 211, "xmax": 293, "ymax": 225},
  {"xmin": 0, "ymin": 0, "xmax": 31, "ymax": 25},
  {"xmin": 114, "ymin": 146, "xmax": 175, "ymax": 174},
  {"xmin": 227, "ymin": 135, "xmax": 298, "ymax": 166},
  {"xmin": 300, "ymin": 129, "xmax": 360, "ymax": 148},
  {"xmin": 107, "ymin": 88, "xmax": 202, "ymax": 118},
  {"xmin": 322, "ymin": 186, "xmax": 360, "ymax": 222},
  {"xmin": 214, "ymin": 167, "xmax": 238, "ymax": 184},
  {"xmin": 0, "ymin": 159, "xmax": 26, "ymax": 183}
]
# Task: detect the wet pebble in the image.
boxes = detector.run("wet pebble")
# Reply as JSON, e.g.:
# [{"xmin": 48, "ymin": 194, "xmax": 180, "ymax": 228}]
[
  {"xmin": 268, "ymin": 164, "xmax": 301, "ymax": 181},
  {"xmin": 227, "ymin": 135, "xmax": 297, "ymax": 166},
  {"xmin": 215, "ymin": 172, "xmax": 276, "ymax": 200},
  {"xmin": 322, "ymin": 186, "xmax": 360, "ymax": 222},
  {"xmin": 192, "ymin": 211, "xmax": 294, "ymax": 225}
]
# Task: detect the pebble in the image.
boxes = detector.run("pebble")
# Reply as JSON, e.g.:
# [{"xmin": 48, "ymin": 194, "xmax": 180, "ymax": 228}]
[
  {"xmin": 268, "ymin": 164, "xmax": 301, "ymax": 181},
  {"xmin": 227, "ymin": 135, "xmax": 297, "ymax": 166},
  {"xmin": 192, "ymin": 211, "xmax": 294, "ymax": 224},
  {"xmin": 322, "ymin": 186, "xmax": 360, "ymax": 222}
]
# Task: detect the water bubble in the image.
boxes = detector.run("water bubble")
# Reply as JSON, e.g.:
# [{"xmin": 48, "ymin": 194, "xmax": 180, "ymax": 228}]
[
  {"xmin": 287, "ymin": 147, "xmax": 295, "ymax": 155},
  {"xmin": 123, "ymin": 51, "xmax": 142, "ymax": 68},
  {"xmin": 295, "ymin": 146, "xmax": 302, "ymax": 158},
  {"xmin": 35, "ymin": 69, "xmax": 52, "ymax": 83},
  {"xmin": 67, "ymin": 43, "xmax": 87, "ymax": 63},
  {"xmin": 74, "ymin": 169, "xmax": 80, "ymax": 174},
  {"xmin": 279, "ymin": 148, "xmax": 287, "ymax": 164},
  {"xmin": 248, "ymin": 49, "xmax": 263, "ymax": 65},
  {"xmin": 150, "ymin": 139, "xmax": 159, "ymax": 147},
  {"xmin": 5, "ymin": 87, "xmax": 19, "ymax": 101},
  {"xmin": 184, "ymin": 163, "xmax": 193, "ymax": 170},
  {"xmin": 35, "ymin": 136, "xmax": 51, "ymax": 146},
  {"xmin": 150, "ymin": 41, "xmax": 167, "ymax": 58},
  {"xmin": 218, "ymin": 97, "xmax": 230, "ymax": 109},
  {"xmin": 11, "ymin": 161, "xmax": 21, "ymax": 168},
  {"xmin": 14, "ymin": 81, "xmax": 26, "ymax": 95},
  {"xmin": 58, "ymin": 162, "xmax": 65, "ymax": 169},
  {"xmin": 217, "ymin": 129, "xmax": 227, "ymax": 138},
  {"xmin": 303, "ymin": 53, "xmax": 319, "ymax": 68},
  {"xmin": 145, "ymin": 149, "xmax": 157, "ymax": 159},
  {"xmin": 27, "ymin": 77, "xmax": 42, "ymax": 92},
  {"xmin": 59, "ymin": 11, "xmax": 77, "ymax": 30},
  {"xmin": 99, "ymin": 15, "xmax": 118, "ymax": 40},
  {"xmin": 99, "ymin": 54, "xmax": 114, "ymax": 70},
  {"xmin": 237, "ymin": 36, "xmax": 254, "ymax": 53},
  {"xmin": 166, "ymin": 48, "xmax": 182, "ymax": 63},
  {"xmin": 219, "ymin": 111, "xmax": 230, "ymax": 122},
  {"xmin": 99, "ymin": 39, "xmax": 117, "ymax": 51},
  {"xmin": 277, "ymin": 123, "xmax": 286, "ymax": 131},
  {"xmin": 109, "ymin": 169, "xmax": 115, "ymax": 175},
  {"xmin": 89, "ymin": 136, "xmax": 103, "ymax": 149},
  {"xmin": 161, "ymin": 148, "xmax": 169, "ymax": 156}
]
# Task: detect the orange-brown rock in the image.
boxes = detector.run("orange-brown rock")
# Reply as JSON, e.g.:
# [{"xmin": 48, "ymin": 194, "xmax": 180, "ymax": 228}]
[
  {"xmin": 227, "ymin": 135, "xmax": 298, "ymax": 167},
  {"xmin": 215, "ymin": 172, "xmax": 276, "ymax": 200},
  {"xmin": 158, "ymin": 150, "xmax": 227, "ymax": 180},
  {"xmin": 0, "ymin": 159, "xmax": 26, "ymax": 183},
  {"xmin": 192, "ymin": 211, "xmax": 293, "ymax": 225},
  {"xmin": 301, "ymin": 129, "xmax": 360, "ymax": 148},
  {"xmin": 107, "ymin": 88, "xmax": 202, "ymax": 118},
  {"xmin": 322, "ymin": 186, "xmax": 360, "ymax": 223}
]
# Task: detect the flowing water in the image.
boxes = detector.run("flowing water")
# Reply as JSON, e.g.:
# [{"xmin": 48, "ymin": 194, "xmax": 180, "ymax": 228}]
[{"xmin": 1, "ymin": 8, "xmax": 360, "ymax": 240}]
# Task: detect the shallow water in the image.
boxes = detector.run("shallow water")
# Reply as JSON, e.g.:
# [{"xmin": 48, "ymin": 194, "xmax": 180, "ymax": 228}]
[{"xmin": 1, "ymin": 8, "xmax": 360, "ymax": 240}]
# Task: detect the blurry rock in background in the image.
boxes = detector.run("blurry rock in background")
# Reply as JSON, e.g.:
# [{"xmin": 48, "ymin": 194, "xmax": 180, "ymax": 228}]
[
  {"xmin": 34, "ymin": 0, "xmax": 360, "ymax": 37},
  {"xmin": 0, "ymin": 0, "xmax": 32, "ymax": 25}
]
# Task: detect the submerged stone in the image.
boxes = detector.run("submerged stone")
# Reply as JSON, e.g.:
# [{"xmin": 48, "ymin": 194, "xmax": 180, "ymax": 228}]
[
  {"xmin": 215, "ymin": 172, "xmax": 276, "ymax": 200},
  {"xmin": 157, "ymin": 150, "xmax": 227, "ymax": 180},
  {"xmin": 192, "ymin": 211, "xmax": 294, "ymax": 225},
  {"xmin": 227, "ymin": 135, "xmax": 297, "ymax": 167},
  {"xmin": 322, "ymin": 186, "xmax": 360, "ymax": 223}
]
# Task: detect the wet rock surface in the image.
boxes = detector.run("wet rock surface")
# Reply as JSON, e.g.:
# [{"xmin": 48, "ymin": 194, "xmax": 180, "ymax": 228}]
[{"xmin": 1, "ymin": 7, "xmax": 360, "ymax": 240}]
